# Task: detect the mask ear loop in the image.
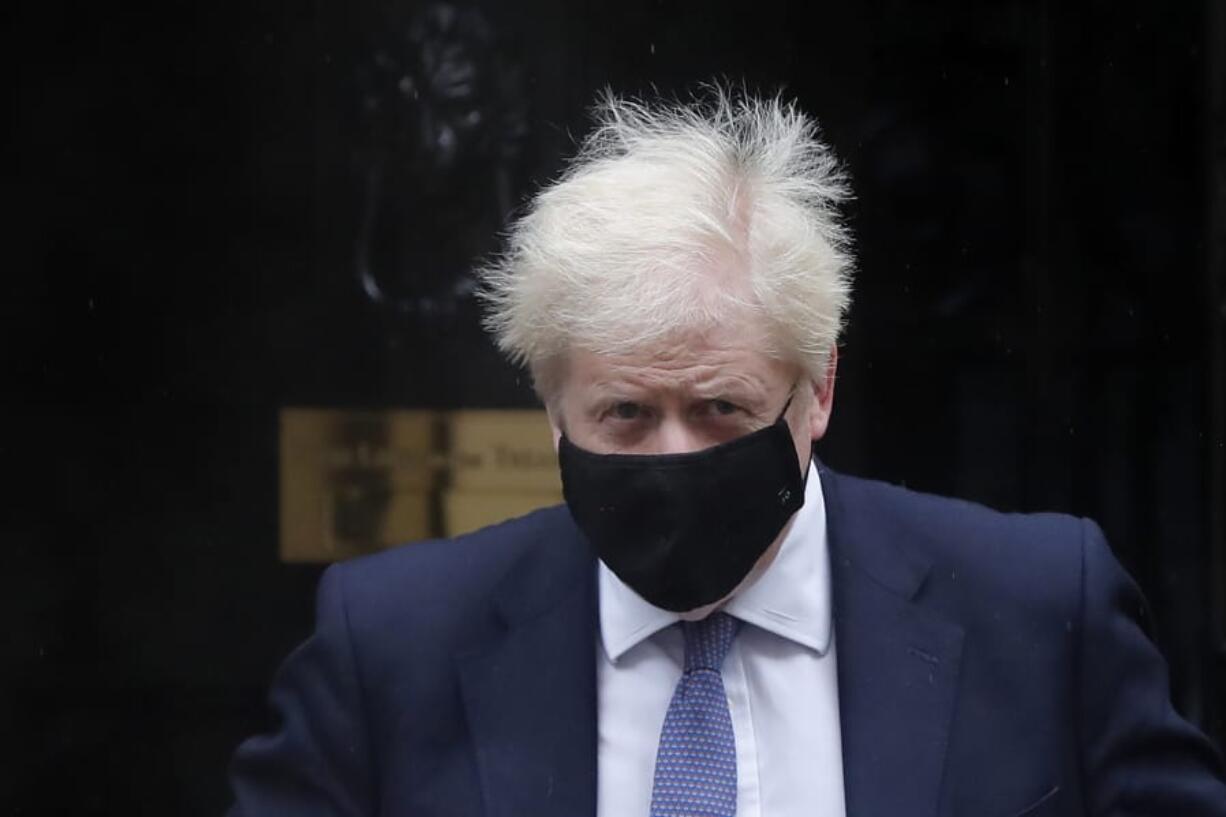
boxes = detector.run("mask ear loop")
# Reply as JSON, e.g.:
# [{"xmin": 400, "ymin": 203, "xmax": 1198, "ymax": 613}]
[
  {"xmin": 776, "ymin": 380, "xmax": 800, "ymax": 423},
  {"xmin": 776, "ymin": 380, "xmax": 813, "ymax": 488}
]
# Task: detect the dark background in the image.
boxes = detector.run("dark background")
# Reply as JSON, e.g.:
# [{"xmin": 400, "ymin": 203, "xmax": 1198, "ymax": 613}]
[{"xmin": 9, "ymin": 0, "xmax": 1226, "ymax": 813}]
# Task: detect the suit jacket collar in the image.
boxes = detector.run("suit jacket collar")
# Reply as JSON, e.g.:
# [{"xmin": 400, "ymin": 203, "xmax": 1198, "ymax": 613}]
[
  {"xmin": 819, "ymin": 460, "xmax": 965, "ymax": 817},
  {"xmin": 456, "ymin": 510, "xmax": 598, "ymax": 817}
]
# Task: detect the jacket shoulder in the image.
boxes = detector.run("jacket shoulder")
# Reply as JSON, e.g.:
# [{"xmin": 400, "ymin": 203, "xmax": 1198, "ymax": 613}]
[
  {"xmin": 826, "ymin": 469, "xmax": 1089, "ymax": 616},
  {"xmin": 833, "ymin": 471, "xmax": 1085, "ymax": 548},
  {"xmin": 322, "ymin": 503, "xmax": 581, "ymax": 636}
]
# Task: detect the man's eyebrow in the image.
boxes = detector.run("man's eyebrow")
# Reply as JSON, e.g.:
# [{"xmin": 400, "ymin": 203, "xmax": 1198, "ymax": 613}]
[
  {"xmin": 584, "ymin": 382, "xmax": 649, "ymax": 401},
  {"xmin": 690, "ymin": 377, "xmax": 767, "ymax": 401}
]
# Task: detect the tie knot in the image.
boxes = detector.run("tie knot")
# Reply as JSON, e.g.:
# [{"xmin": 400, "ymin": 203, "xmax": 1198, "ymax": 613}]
[{"xmin": 681, "ymin": 612, "xmax": 740, "ymax": 672}]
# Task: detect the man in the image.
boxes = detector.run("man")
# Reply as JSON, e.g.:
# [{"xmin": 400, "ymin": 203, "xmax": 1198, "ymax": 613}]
[{"xmin": 229, "ymin": 88, "xmax": 1226, "ymax": 816}]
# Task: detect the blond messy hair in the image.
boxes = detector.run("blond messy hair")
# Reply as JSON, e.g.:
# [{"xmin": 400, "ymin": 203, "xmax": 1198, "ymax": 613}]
[{"xmin": 476, "ymin": 84, "xmax": 854, "ymax": 399}]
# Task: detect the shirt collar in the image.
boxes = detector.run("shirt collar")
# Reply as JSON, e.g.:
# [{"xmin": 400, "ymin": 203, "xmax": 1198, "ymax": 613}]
[{"xmin": 598, "ymin": 461, "xmax": 832, "ymax": 662}]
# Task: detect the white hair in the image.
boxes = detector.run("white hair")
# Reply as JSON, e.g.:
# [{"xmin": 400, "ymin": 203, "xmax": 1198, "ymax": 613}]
[{"xmin": 476, "ymin": 85, "xmax": 854, "ymax": 398}]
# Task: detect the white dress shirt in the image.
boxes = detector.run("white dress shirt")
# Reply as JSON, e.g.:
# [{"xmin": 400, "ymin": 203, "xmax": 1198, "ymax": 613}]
[{"xmin": 596, "ymin": 462, "xmax": 847, "ymax": 817}]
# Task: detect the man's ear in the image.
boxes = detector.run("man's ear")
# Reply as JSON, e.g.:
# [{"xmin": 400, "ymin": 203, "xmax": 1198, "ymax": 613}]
[
  {"xmin": 807, "ymin": 347, "xmax": 838, "ymax": 442},
  {"xmin": 545, "ymin": 404, "xmax": 563, "ymax": 453}
]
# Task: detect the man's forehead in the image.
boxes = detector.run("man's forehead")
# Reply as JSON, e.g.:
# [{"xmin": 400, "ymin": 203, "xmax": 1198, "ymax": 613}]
[{"xmin": 564, "ymin": 335, "xmax": 792, "ymax": 394}]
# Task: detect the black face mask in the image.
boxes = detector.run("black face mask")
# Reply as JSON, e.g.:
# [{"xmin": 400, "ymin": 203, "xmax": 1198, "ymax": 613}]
[{"xmin": 558, "ymin": 395, "xmax": 807, "ymax": 612}]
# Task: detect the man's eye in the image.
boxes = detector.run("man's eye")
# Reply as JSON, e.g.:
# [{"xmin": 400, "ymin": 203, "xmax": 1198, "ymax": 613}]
[
  {"xmin": 610, "ymin": 402, "xmax": 643, "ymax": 420},
  {"xmin": 699, "ymin": 399, "xmax": 740, "ymax": 417}
]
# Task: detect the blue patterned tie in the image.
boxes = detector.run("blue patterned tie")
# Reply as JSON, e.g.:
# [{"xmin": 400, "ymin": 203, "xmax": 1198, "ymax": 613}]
[{"xmin": 649, "ymin": 612, "xmax": 741, "ymax": 817}]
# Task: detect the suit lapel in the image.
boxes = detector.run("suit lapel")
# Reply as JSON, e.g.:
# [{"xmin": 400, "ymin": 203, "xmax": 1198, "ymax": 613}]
[
  {"xmin": 456, "ymin": 518, "xmax": 598, "ymax": 817},
  {"xmin": 821, "ymin": 465, "xmax": 964, "ymax": 817}
]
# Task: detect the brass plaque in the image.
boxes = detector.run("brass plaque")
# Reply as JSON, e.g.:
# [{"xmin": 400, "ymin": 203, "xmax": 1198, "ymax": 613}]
[
  {"xmin": 442, "ymin": 490, "xmax": 563, "ymax": 538},
  {"xmin": 279, "ymin": 407, "xmax": 563, "ymax": 561},
  {"xmin": 279, "ymin": 408, "xmax": 437, "ymax": 562},
  {"xmin": 447, "ymin": 409, "xmax": 561, "ymax": 493},
  {"xmin": 443, "ymin": 410, "xmax": 563, "ymax": 537}
]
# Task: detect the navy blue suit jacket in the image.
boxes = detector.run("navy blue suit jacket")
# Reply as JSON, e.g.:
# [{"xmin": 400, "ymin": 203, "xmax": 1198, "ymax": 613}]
[{"xmin": 229, "ymin": 465, "xmax": 1226, "ymax": 816}]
